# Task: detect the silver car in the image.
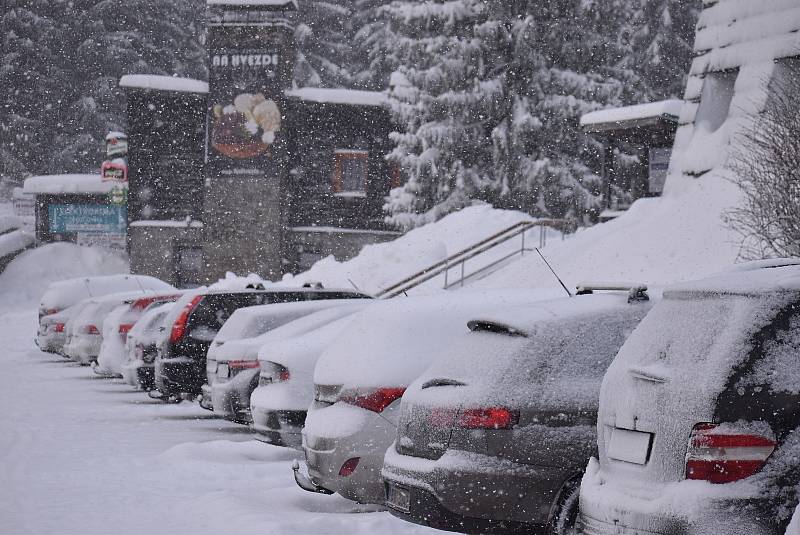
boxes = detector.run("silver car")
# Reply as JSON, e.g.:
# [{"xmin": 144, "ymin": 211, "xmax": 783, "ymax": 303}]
[{"xmin": 296, "ymin": 289, "xmax": 553, "ymax": 504}]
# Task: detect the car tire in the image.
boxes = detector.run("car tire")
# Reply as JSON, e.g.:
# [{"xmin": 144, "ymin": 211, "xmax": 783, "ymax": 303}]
[{"xmin": 547, "ymin": 476, "xmax": 581, "ymax": 535}]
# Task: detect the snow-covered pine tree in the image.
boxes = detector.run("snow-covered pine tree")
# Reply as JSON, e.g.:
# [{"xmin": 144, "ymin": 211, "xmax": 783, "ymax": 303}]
[
  {"xmin": 385, "ymin": 0, "xmax": 644, "ymax": 228},
  {"xmin": 0, "ymin": 0, "xmax": 206, "ymax": 188},
  {"xmin": 383, "ymin": 0, "xmax": 507, "ymax": 229},
  {"xmin": 629, "ymin": 0, "xmax": 700, "ymax": 100},
  {"xmin": 350, "ymin": 0, "xmax": 399, "ymax": 91},
  {"xmin": 294, "ymin": 1, "xmax": 357, "ymax": 88}
]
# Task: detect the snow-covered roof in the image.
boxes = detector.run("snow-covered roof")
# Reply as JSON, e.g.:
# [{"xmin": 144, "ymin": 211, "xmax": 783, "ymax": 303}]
[
  {"xmin": 285, "ymin": 88, "xmax": 388, "ymax": 107},
  {"xmin": 129, "ymin": 220, "xmax": 204, "ymax": 229},
  {"xmin": 206, "ymin": 0, "xmax": 298, "ymax": 8},
  {"xmin": 23, "ymin": 174, "xmax": 128, "ymax": 195},
  {"xmin": 105, "ymin": 131, "xmax": 126, "ymax": 140},
  {"xmin": 692, "ymin": 0, "xmax": 800, "ymax": 74},
  {"xmin": 580, "ymin": 99, "xmax": 683, "ymax": 131},
  {"xmin": 119, "ymin": 75, "xmax": 208, "ymax": 94}
]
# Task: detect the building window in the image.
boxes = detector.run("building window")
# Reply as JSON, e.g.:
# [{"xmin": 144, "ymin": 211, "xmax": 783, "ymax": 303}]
[
  {"xmin": 695, "ymin": 69, "xmax": 738, "ymax": 133},
  {"xmin": 332, "ymin": 150, "xmax": 368, "ymax": 196},
  {"xmin": 174, "ymin": 246, "xmax": 204, "ymax": 288},
  {"xmin": 390, "ymin": 161, "xmax": 403, "ymax": 189}
]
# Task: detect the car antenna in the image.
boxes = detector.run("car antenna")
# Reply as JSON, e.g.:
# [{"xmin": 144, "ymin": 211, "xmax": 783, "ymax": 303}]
[
  {"xmin": 535, "ymin": 248, "xmax": 572, "ymax": 297},
  {"xmin": 347, "ymin": 278, "xmax": 361, "ymax": 293}
]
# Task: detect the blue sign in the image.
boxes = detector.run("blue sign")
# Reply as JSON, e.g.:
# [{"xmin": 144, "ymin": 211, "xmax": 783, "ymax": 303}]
[{"xmin": 48, "ymin": 204, "xmax": 127, "ymax": 234}]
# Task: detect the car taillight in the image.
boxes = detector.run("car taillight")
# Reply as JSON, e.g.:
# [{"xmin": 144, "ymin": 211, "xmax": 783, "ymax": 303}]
[
  {"xmin": 228, "ymin": 360, "xmax": 260, "ymax": 378},
  {"xmin": 456, "ymin": 407, "xmax": 518, "ymax": 430},
  {"xmin": 259, "ymin": 362, "xmax": 290, "ymax": 386},
  {"xmin": 82, "ymin": 324, "xmax": 100, "ymax": 335},
  {"xmin": 340, "ymin": 387, "xmax": 406, "ymax": 413},
  {"xmin": 685, "ymin": 423, "xmax": 775, "ymax": 484},
  {"xmin": 54, "ymin": 323, "xmax": 65, "ymax": 333},
  {"xmin": 339, "ymin": 457, "xmax": 360, "ymax": 477},
  {"xmin": 118, "ymin": 323, "xmax": 134, "ymax": 335},
  {"xmin": 169, "ymin": 295, "xmax": 203, "ymax": 344}
]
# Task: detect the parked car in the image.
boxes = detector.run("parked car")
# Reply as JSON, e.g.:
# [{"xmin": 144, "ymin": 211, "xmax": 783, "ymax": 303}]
[
  {"xmin": 153, "ymin": 287, "xmax": 370, "ymax": 402},
  {"xmin": 250, "ymin": 310, "xmax": 366, "ymax": 448},
  {"xmin": 38, "ymin": 274, "xmax": 174, "ymax": 329},
  {"xmin": 294, "ymin": 289, "xmax": 558, "ymax": 504},
  {"xmin": 95, "ymin": 292, "xmax": 183, "ymax": 376},
  {"xmin": 381, "ymin": 288, "xmax": 651, "ymax": 534},
  {"xmin": 37, "ymin": 304, "xmax": 81, "ymax": 354},
  {"xmin": 63, "ymin": 291, "xmax": 154, "ymax": 365},
  {"xmin": 204, "ymin": 299, "xmax": 370, "ymax": 423},
  {"xmin": 121, "ymin": 302, "xmax": 176, "ymax": 391},
  {"xmin": 579, "ymin": 262, "xmax": 800, "ymax": 535}
]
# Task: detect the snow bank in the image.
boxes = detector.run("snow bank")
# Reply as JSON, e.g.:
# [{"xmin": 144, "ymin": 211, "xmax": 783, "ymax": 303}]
[
  {"xmin": 0, "ymin": 243, "xmax": 129, "ymax": 307},
  {"xmin": 0, "ymin": 214, "xmax": 23, "ymax": 235},
  {"xmin": 281, "ymin": 204, "xmax": 537, "ymax": 295},
  {"xmin": 0, "ymin": 228, "xmax": 34, "ymax": 258}
]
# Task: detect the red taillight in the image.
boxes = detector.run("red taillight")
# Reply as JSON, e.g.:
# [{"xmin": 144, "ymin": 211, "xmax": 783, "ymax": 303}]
[
  {"xmin": 54, "ymin": 323, "xmax": 65, "ymax": 333},
  {"xmin": 279, "ymin": 369, "xmax": 291, "ymax": 382},
  {"xmin": 228, "ymin": 360, "xmax": 260, "ymax": 370},
  {"xmin": 169, "ymin": 295, "xmax": 203, "ymax": 344},
  {"xmin": 118, "ymin": 323, "xmax": 134, "ymax": 335},
  {"xmin": 338, "ymin": 457, "xmax": 360, "ymax": 477},
  {"xmin": 685, "ymin": 423, "xmax": 775, "ymax": 484},
  {"xmin": 340, "ymin": 387, "xmax": 406, "ymax": 413},
  {"xmin": 83, "ymin": 324, "xmax": 100, "ymax": 335},
  {"xmin": 457, "ymin": 408, "xmax": 518, "ymax": 430}
]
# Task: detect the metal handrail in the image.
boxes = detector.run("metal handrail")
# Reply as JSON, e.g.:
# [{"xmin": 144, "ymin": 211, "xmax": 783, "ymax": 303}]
[{"xmin": 377, "ymin": 219, "xmax": 575, "ymax": 298}]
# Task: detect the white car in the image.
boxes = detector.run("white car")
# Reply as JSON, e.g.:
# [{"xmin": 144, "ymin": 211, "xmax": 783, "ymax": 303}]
[
  {"xmin": 121, "ymin": 302, "xmax": 176, "ymax": 391},
  {"xmin": 295, "ymin": 289, "xmax": 555, "ymax": 504},
  {"xmin": 63, "ymin": 292, "xmax": 161, "ymax": 365},
  {"xmin": 38, "ymin": 274, "xmax": 174, "ymax": 328},
  {"xmin": 250, "ymin": 312, "xmax": 364, "ymax": 449},
  {"xmin": 37, "ymin": 304, "xmax": 82, "ymax": 354},
  {"xmin": 96, "ymin": 292, "xmax": 183, "ymax": 377},
  {"xmin": 204, "ymin": 299, "xmax": 369, "ymax": 423}
]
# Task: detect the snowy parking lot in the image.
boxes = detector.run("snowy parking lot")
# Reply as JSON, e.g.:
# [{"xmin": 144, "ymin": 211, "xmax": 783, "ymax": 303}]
[{"xmin": 0, "ymin": 305, "xmax": 435, "ymax": 535}]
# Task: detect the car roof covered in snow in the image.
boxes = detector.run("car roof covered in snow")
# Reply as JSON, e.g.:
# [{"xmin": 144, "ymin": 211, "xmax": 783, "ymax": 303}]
[
  {"xmin": 313, "ymin": 288, "xmax": 562, "ymax": 389},
  {"xmin": 466, "ymin": 292, "xmax": 644, "ymax": 337},
  {"xmin": 40, "ymin": 275, "xmax": 174, "ymax": 310},
  {"xmin": 665, "ymin": 262, "xmax": 800, "ymax": 298}
]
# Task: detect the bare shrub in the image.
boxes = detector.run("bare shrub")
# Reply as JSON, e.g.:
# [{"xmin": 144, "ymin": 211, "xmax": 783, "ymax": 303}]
[{"xmin": 726, "ymin": 65, "xmax": 800, "ymax": 259}]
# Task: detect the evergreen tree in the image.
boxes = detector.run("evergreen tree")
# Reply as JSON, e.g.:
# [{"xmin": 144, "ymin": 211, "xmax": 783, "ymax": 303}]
[
  {"xmin": 0, "ymin": 0, "xmax": 205, "ymax": 190},
  {"xmin": 294, "ymin": 1, "xmax": 357, "ymax": 88}
]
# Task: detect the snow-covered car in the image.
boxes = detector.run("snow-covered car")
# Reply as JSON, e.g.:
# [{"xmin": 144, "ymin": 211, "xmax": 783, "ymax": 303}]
[
  {"xmin": 95, "ymin": 292, "xmax": 183, "ymax": 376},
  {"xmin": 154, "ymin": 287, "xmax": 370, "ymax": 402},
  {"xmin": 381, "ymin": 289, "xmax": 651, "ymax": 534},
  {"xmin": 203, "ymin": 299, "xmax": 370, "ymax": 423},
  {"xmin": 121, "ymin": 302, "xmax": 176, "ymax": 390},
  {"xmin": 37, "ymin": 304, "xmax": 81, "ymax": 354},
  {"xmin": 63, "ymin": 291, "xmax": 156, "ymax": 365},
  {"xmin": 250, "ymin": 310, "xmax": 366, "ymax": 448},
  {"xmin": 294, "ymin": 289, "xmax": 556, "ymax": 504},
  {"xmin": 579, "ymin": 262, "xmax": 800, "ymax": 535},
  {"xmin": 38, "ymin": 274, "xmax": 174, "ymax": 328}
]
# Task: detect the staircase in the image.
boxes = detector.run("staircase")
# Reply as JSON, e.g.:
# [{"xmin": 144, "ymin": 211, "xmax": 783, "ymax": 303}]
[{"xmin": 376, "ymin": 219, "xmax": 575, "ymax": 299}]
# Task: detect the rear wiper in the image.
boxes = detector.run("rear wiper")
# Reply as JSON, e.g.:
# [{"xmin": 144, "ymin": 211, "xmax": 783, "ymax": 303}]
[{"xmin": 421, "ymin": 378, "xmax": 466, "ymax": 389}]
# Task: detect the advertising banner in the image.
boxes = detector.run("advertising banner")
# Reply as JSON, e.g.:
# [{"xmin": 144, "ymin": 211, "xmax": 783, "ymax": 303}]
[
  {"xmin": 206, "ymin": 7, "xmax": 294, "ymax": 180},
  {"xmin": 48, "ymin": 204, "xmax": 127, "ymax": 234}
]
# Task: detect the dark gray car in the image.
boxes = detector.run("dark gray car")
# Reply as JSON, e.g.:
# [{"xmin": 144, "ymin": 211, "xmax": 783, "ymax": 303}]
[{"xmin": 382, "ymin": 290, "xmax": 651, "ymax": 534}]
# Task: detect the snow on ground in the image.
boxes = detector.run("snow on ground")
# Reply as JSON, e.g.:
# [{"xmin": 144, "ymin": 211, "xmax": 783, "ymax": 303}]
[
  {"xmin": 0, "ymin": 253, "xmax": 436, "ymax": 535},
  {"xmin": 280, "ymin": 203, "xmax": 564, "ymax": 295},
  {"xmin": 476, "ymin": 171, "xmax": 743, "ymax": 291}
]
